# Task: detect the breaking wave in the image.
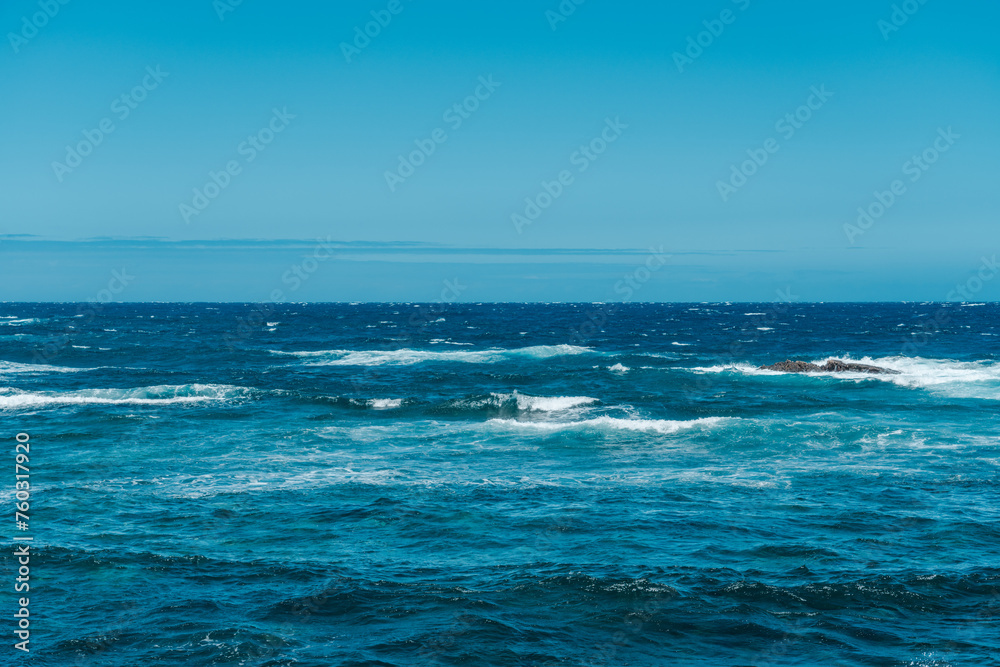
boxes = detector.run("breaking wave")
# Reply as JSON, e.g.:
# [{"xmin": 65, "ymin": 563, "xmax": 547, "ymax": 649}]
[
  {"xmin": 689, "ymin": 356, "xmax": 1000, "ymax": 400},
  {"xmin": 0, "ymin": 384, "xmax": 255, "ymax": 410},
  {"xmin": 487, "ymin": 415, "xmax": 728, "ymax": 435},
  {"xmin": 272, "ymin": 344, "xmax": 596, "ymax": 366},
  {"xmin": 0, "ymin": 360, "xmax": 96, "ymax": 375}
]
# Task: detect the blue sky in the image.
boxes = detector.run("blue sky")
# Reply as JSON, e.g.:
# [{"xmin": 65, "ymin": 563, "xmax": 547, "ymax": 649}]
[{"xmin": 1, "ymin": 0, "xmax": 998, "ymax": 301}]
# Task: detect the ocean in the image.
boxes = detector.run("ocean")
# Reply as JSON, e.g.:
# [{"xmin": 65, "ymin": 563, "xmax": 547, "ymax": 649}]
[{"xmin": 2, "ymin": 302, "xmax": 997, "ymax": 666}]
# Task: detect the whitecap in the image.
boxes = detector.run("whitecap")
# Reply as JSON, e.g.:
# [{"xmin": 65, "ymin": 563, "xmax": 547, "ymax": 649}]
[
  {"xmin": 487, "ymin": 415, "xmax": 727, "ymax": 435},
  {"xmin": 690, "ymin": 356, "xmax": 1000, "ymax": 400},
  {"xmin": 273, "ymin": 344, "xmax": 595, "ymax": 367},
  {"xmin": 512, "ymin": 393, "xmax": 598, "ymax": 412},
  {"xmin": 0, "ymin": 360, "xmax": 95, "ymax": 375},
  {"xmin": 457, "ymin": 391, "xmax": 598, "ymax": 413},
  {"xmin": 367, "ymin": 398, "xmax": 403, "ymax": 409},
  {"xmin": 846, "ymin": 355, "xmax": 1000, "ymax": 399},
  {"xmin": 0, "ymin": 384, "xmax": 254, "ymax": 410}
]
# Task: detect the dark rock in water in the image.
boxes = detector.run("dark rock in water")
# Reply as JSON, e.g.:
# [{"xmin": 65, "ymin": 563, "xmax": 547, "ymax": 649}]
[
  {"xmin": 820, "ymin": 359, "xmax": 901, "ymax": 374},
  {"xmin": 761, "ymin": 360, "xmax": 823, "ymax": 373},
  {"xmin": 759, "ymin": 359, "xmax": 900, "ymax": 375}
]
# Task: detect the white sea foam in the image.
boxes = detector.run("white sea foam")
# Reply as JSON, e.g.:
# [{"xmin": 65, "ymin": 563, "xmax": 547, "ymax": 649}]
[
  {"xmin": 367, "ymin": 398, "xmax": 403, "ymax": 409},
  {"xmin": 458, "ymin": 391, "xmax": 599, "ymax": 413},
  {"xmin": 608, "ymin": 363, "xmax": 630, "ymax": 372},
  {"xmin": 273, "ymin": 344, "xmax": 595, "ymax": 366},
  {"xmin": 487, "ymin": 415, "xmax": 726, "ymax": 435},
  {"xmin": 0, "ymin": 318, "xmax": 41, "ymax": 326},
  {"xmin": 0, "ymin": 361, "xmax": 95, "ymax": 375},
  {"xmin": 690, "ymin": 356, "xmax": 1000, "ymax": 400},
  {"xmin": 512, "ymin": 393, "xmax": 598, "ymax": 412},
  {"xmin": 429, "ymin": 339, "xmax": 474, "ymax": 346},
  {"xmin": 0, "ymin": 384, "xmax": 253, "ymax": 410},
  {"xmin": 851, "ymin": 356, "xmax": 1000, "ymax": 399}
]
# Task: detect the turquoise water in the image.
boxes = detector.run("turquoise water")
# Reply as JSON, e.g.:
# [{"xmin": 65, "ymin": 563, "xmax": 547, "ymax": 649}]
[{"xmin": 2, "ymin": 303, "xmax": 998, "ymax": 665}]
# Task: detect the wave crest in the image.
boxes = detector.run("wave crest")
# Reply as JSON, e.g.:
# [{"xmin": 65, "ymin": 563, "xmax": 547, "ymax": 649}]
[
  {"xmin": 0, "ymin": 360, "xmax": 95, "ymax": 375},
  {"xmin": 690, "ymin": 356, "xmax": 1000, "ymax": 400},
  {"xmin": 487, "ymin": 415, "xmax": 727, "ymax": 435},
  {"xmin": 272, "ymin": 344, "xmax": 595, "ymax": 367},
  {"xmin": 0, "ymin": 384, "xmax": 254, "ymax": 410}
]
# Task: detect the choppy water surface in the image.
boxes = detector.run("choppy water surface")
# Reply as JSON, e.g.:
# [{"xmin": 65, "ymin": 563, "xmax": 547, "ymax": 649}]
[{"xmin": 2, "ymin": 303, "xmax": 998, "ymax": 666}]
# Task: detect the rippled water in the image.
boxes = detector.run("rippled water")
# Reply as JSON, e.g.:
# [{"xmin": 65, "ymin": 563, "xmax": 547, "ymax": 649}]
[{"xmin": 2, "ymin": 303, "xmax": 998, "ymax": 665}]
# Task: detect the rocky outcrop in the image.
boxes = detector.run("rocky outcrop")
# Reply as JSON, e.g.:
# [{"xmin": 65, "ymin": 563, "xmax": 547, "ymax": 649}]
[{"xmin": 759, "ymin": 359, "xmax": 900, "ymax": 375}]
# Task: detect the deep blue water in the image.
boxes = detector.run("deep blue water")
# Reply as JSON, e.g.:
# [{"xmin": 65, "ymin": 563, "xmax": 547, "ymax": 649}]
[{"xmin": 2, "ymin": 302, "xmax": 998, "ymax": 666}]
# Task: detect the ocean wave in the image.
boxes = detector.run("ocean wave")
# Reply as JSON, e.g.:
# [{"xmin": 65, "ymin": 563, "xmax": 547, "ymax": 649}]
[
  {"xmin": 860, "ymin": 356, "xmax": 1000, "ymax": 399},
  {"xmin": 690, "ymin": 356, "xmax": 1000, "ymax": 400},
  {"xmin": 689, "ymin": 363, "xmax": 790, "ymax": 376},
  {"xmin": 271, "ymin": 344, "xmax": 595, "ymax": 366},
  {"xmin": 438, "ymin": 392, "xmax": 599, "ymax": 416},
  {"xmin": 503, "ymin": 392, "xmax": 597, "ymax": 412},
  {"xmin": 366, "ymin": 398, "xmax": 403, "ymax": 409},
  {"xmin": 634, "ymin": 352, "xmax": 681, "ymax": 360},
  {"xmin": 0, "ymin": 360, "xmax": 96, "ymax": 375},
  {"xmin": 429, "ymin": 338, "xmax": 474, "ymax": 346},
  {"xmin": 0, "ymin": 318, "xmax": 42, "ymax": 326},
  {"xmin": 487, "ymin": 415, "xmax": 727, "ymax": 435},
  {"xmin": 0, "ymin": 384, "xmax": 254, "ymax": 410}
]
